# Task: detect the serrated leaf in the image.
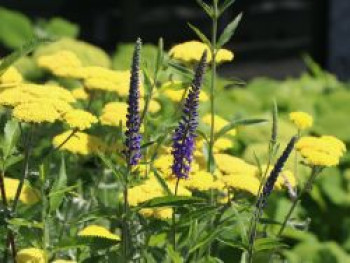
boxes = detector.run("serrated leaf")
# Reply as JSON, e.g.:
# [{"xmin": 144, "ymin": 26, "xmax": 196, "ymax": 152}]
[
  {"xmin": 217, "ymin": 13, "xmax": 242, "ymax": 48},
  {"xmin": 138, "ymin": 196, "xmax": 205, "ymax": 209},
  {"xmin": 49, "ymin": 156, "xmax": 67, "ymax": 212},
  {"xmin": 3, "ymin": 120, "xmax": 20, "ymax": 160},
  {"xmin": 188, "ymin": 23, "xmax": 211, "ymax": 47},
  {"xmin": 152, "ymin": 168, "xmax": 172, "ymax": 196},
  {"xmin": 196, "ymin": 0, "xmax": 214, "ymax": 17},
  {"xmin": 0, "ymin": 37, "xmax": 52, "ymax": 76},
  {"xmin": 214, "ymin": 118, "xmax": 267, "ymax": 141},
  {"xmin": 219, "ymin": 0, "xmax": 236, "ymax": 16}
]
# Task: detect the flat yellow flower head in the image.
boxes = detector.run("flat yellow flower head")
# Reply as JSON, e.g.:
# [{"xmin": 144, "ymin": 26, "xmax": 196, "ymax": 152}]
[
  {"xmin": 140, "ymin": 208, "xmax": 173, "ymax": 220},
  {"xmin": 71, "ymin": 87, "xmax": 89, "ymax": 100},
  {"xmin": 78, "ymin": 225, "xmax": 120, "ymax": 241},
  {"xmin": 161, "ymin": 82, "xmax": 209, "ymax": 103},
  {"xmin": 169, "ymin": 41, "xmax": 234, "ymax": 64},
  {"xmin": 202, "ymin": 114, "xmax": 236, "ymax": 137},
  {"xmin": 220, "ymin": 173, "xmax": 260, "ymax": 196},
  {"xmin": 63, "ymin": 109, "xmax": 98, "ymax": 130},
  {"xmin": 183, "ymin": 170, "xmax": 224, "ymax": 191},
  {"xmin": 215, "ymin": 154, "xmax": 257, "ymax": 175},
  {"xmin": 296, "ymin": 135, "xmax": 346, "ymax": 167},
  {"xmin": 100, "ymin": 102, "xmax": 128, "ymax": 127},
  {"xmin": 37, "ymin": 50, "xmax": 82, "ymax": 74},
  {"xmin": 0, "ymin": 67, "xmax": 22, "ymax": 86},
  {"xmin": 3, "ymin": 177, "xmax": 40, "ymax": 205},
  {"xmin": 17, "ymin": 248, "xmax": 46, "ymax": 263},
  {"xmin": 53, "ymin": 131, "xmax": 107, "ymax": 155},
  {"xmin": 13, "ymin": 102, "xmax": 61, "ymax": 124},
  {"xmin": 289, "ymin": 111, "xmax": 313, "ymax": 130}
]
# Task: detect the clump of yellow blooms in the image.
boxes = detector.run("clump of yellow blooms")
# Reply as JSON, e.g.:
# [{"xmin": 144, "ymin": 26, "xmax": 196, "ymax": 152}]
[
  {"xmin": 161, "ymin": 81, "xmax": 209, "ymax": 103},
  {"xmin": 140, "ymin": 98, "xmax": 161, "ymax": 113},
  {"xmin": 220, "ymin": 173, "xmax": 260, "ymax": 196},
  {"xmin": 289, "ymin": 111, "xmax": 313, "ymax": 130},
  {"xmin": 0, "ymin": 67, "xmax": 22, "ymax": 87},
  {"xmin": 53, "ymin": 131, "xmax": 107, "ymax": 155},
  {"xmin": 16, "ymin": 248, "xmax": 46, "ymax": 263},
  {"xmin": 196, "ymin": 137, "xmax": 233, "ymax": 153},
  {"xmin": 215, "ymin": 154, "xmax": 257, "ymax": 175},
  {"xmin": 296, "ymin": 135, "xmax": 346, "ymax": 167},
  {"xmin": 169, "ymin": 41, "xmax": 234, "ymax": 64},
  {"xmin": 37, "ymin": 50, "xmax": 82, "ymax": 74},
  {"xmin": 100, "ymin": 102, "xmax": 128, "ymax": 127},
  {"xmin": 202, "ymin": 114, "xmax": 236, "ymax": 137},
  {"xmin": 63, "ymin": 109, "xmax": 98, "ymax": 130},
  {"xmin": 71, "ymin": 87, "xmax": 89, "ymax": 100},
  {"xmin": 78, "ymin": 225, "xmax": 120, "ymax": 241},
  {"xmin": 13, "ymin": 102, "xmax": 61, "ymax": 124},
  {"xmin": 183, "ymin": 171, "xmax": 224, "ymax": 191},
  {"xmin": 2, "ymin": 177, "xmax": 40, "ymax": 205}
]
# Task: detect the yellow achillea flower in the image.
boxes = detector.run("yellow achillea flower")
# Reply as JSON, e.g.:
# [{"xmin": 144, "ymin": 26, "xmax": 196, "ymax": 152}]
[
  {"xmin": 2, "ymin": 177, "xmax": 40, "ymax": 205},
  {"xmin": 0, "ymin": 67, "xmax": 22, "ymax": 86},
  {"xmin": 296, "ymin": 136, "xmax": 346, "ymax": 167},
  {"xmin": 202, "ymin": 114, "xmax": 236, "ymax": 137},
  {"xmin": 220, "ymin": 173, "xmax": 260, "ymax": 196},
  {"xmin": 16, "ymin": 248, "xmax": 46, "ymax": 263},
  {"xmin": 140, "ymin": 98, "xmax": 161, "ymax": 113},
  {"xmin": 71, "ymin": 87, "xmax": 89, "ymax": 100},
  {"xmin": 78, "ymin": 225, "xmax": 120, "ymax": 241},
  {"xmin": 63, "ymin": 109, "xmax": 98, "ymax": 130},
  {"xmin": 153, "ymin": 154, "xmax": 200, "ymax": 178},
  {"xmin": 289, "ymin": 111, "xmax": 313, "ymax": 130},
  {"xmin": 140, "ymin": 208, "xmax": 173, "ymax": 220},
  {"xmin": 196, "ymin": 137, "xmax": 233, "ymax": 153},
  {"xmin": 53, "ymin": 131, "xmax": 107, "ymax": 155},
  {"xmin": 258, "ymin": 165, "xmax": 296, "ymax": 190},
  {"xmin": 37, "ymin": 50, "xmax": 82, "ymax": 74},
  {"xmin": 169, "ymin": 41, "xmax": 234, "ymax": 64},
  {"xmin": 100, "ymin": 102, "xmax": 128, "ymax": 127},
  {"xmin": 162, "ymin": 87, "xmax": 209, "ymax": 103},
  {"xmin": 13, "ymin": 102, "xmax": 61, "ymax": 124},
  {"xmin": 183, "ymin": 171, "xmax": 224, "ymax": 191},
  {"xmin": 215, "ymin": 154, "xmax": 257, "ymax": 175}
]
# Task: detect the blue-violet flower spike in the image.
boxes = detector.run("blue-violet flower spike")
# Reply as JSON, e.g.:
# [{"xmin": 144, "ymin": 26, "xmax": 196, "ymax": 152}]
[
  {"xmin": 257, "ymin": 136, "xmax": 297, "ymax": 209},
  {"xmin": 125, "ymin": 38, "xmax": 142, "ymax": 166},
  {"xmin": 171, "ymin": 51, "xmax": 207, "ymax": 179}
]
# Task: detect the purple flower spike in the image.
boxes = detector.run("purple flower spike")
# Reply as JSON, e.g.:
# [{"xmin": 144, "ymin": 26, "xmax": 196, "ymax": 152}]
[
  {"xmin": 172, "ymin": 51, "xmax": 207, "ymax": 179},
  {"xmin": 125, "ymin": 38, "xmax": 142, "ymax": 166}
]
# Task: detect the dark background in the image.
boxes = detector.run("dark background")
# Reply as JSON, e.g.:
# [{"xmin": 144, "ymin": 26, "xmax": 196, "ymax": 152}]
[{"xmin": 0, "ymin": 0, "xmax": 336, "ymax": 79}]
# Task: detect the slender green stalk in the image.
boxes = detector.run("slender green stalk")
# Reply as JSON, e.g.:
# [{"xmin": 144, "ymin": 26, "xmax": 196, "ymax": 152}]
[
  {"xmin": 278, "ymin": 167, "xmax": 319, "ymax": 236},
  {"xmin": 172, "ymin": 178, "xmax": 180, "ymax": 249},
  {"xmin": 122, "ymin": 166, "xmax": 130, "ymax": 262},
  {"xmin": 207, "ymin": 0, "xmax": 218, "ymax": 173}
]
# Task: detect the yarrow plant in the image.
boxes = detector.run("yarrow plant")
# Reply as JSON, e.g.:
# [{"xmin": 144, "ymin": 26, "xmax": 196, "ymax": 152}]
[{"xmin": 0, "ymin": 1, "xmax": 348, "ymax": 263}]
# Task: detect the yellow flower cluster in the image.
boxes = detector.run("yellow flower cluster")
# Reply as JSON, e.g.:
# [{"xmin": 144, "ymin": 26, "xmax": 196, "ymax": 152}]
[
  {"xmin": 169, "ymin": 41, "xmax": 234, "ymax": 64},
  {"xmin": 202, "ymin": 114, "xmax": 236, "ymax": 137},
  {"xmin": 71, "ymin": 87, "xmax": 89, "ymax": 100},
  {"xmin": 63, "ymin": 109, "xmax": 98, "ymax": 130},
  {"xmin": 13, "ymin": 102, "xmax": 61, "ymax": 124},
  {"xmin": 140, "ymin": 98, "xmax": 161, "ymax": 113},
  {"xmin": 16, "ymin": 248, "xmax": 46, "ymax": 263},
  {"xmin": 289, "ymin": 111, "xmax": 313, "ymax": 130},
  {"xmin": 196, "ymin": 137, "xmax": 233, "ymax": 153},
  {"xmin": 78, "ymin": 225, "xmax": 120, "ymax": 241},
  {"xmin": 220, "ymin": 173, "xmax": 260, "ymax": 196},
  {"xmin": 37, "ymin": 50, "xmax": 82, "ymax": 74},
  {"xmin": 100, "ymin": 102, "xmax": 128, "ymax": 127},
  {"xmin": 160, "ymin": 80, "xmax": 209, "ymax": 103},
  {"xmin": 53, "ymin": 131, "xmax": 107, "ymax": 155},
  {"xmin": 2, "ymin": 177, "xmax": 40, "ymax": 205},
  {"xmin": 296, "ymin": 135, "xmax": 346, "ymax": 167},
  {"xmin": 128, "ymin": 177, "xmax": 191, "ymax": 219},
  {"xmin": 182, "ymin": 171, "xmax": 224, "ymax": 191},
  {"xmin": 0, "ymin": 67, "xmax": 22, "ymax": 87}
]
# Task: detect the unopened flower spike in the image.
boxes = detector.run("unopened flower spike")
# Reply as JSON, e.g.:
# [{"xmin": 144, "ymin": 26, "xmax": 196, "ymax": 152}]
[
  {"xmin": 124, "ymin": 38, "xmax": 142, "ymax": 166},
  {"xmin": 257, "ymin": 136, "xmax": 297, "ymax": 209},
  {"xmin": 172, "ymin": 51, "xmax": 207, "ymax": 179}
]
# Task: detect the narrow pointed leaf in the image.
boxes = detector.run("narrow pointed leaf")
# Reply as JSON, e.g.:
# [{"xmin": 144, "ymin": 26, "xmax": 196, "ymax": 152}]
[
  {"xmin": 138, "ymin": 196, "xmax": 205, "ymax": 209},
  {"xmin": 49, "ymin": 156, "xmax": 67, "ymax": 212},
  {"xmin": 219, "ymin": 0, "xmax": 236, "ymax": 15},
  {"xmin": 196, "ymin": 0, "xmax": 214, "ymax": 17},
  {"xmin": 188, "ymin": 23, "xmax": 211, "ymax": 47},
  {"xmin": 152, "ymin": 168, "xmax": 172, "ymax": 196},
  {"xmin": 3, "ymin": 120, "xmax": 20, "ymax": 160},
  {"xmin": 217, "ymin": 13, "xmax": 242, "ymax": 48}
]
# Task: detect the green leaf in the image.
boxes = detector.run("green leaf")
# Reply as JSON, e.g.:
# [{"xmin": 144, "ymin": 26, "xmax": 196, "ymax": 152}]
[
  {"xmin": 254, "ymin": 237, "xmax": 287, "ymax": 252},
  {"xmin": 43, "ymin": 17, "xmax": 79, "ymax": 38},
  {"xmin": 2, "ymin": 120, "xmax": 20, "ymax": 160},
  {"xmin": 219, "ymin": 0, "xmax": 236, "ymax": 16},
  {"xmin": 0, "ymin": 37, "xmax": 52, "ymax": 76},
  {"xmin": 166, "ymin": 244, "xmax": 183, "ymax": 263},
  {"xmin": 188, "ymin": 23, "xmax": 211, "ymax": 47},
  {"xmin": 271, "ymin": 100, "xmax": 278, "ymax": 144},
  {"xmin": 155, "ymin": 37, "xmax": 164, "ymax": 75},
  {"xmin": 3, "ymin": 154, "xmax": 23, "ymax": 170},
  {"xmin": 138, "ymin": 196, "xmax": 205, "ymax": 209},
  {"xmin": 217, "ymin": 13, "xmax": 242, "ymax": 48},
  {"xmin": 152, "ymin": 168, "xmax": 172, "ymax": 196},
  {"xmin": 8, "ymin": 218, "xmax": 43, "ymax": 229},
  {"xmin": 196, "ymin": 0, "xmax": 213, "ymax": 17},
  {"xmin": 214, "ymin": 118, "xmax": 268, "ymax": 141},
  {"xmin": 168, "ymin": 60, "xmax": 194, "ymax": 78},
  {"xmin": 189, "ymin": 227, "xmax": 226, "ymax": 254},
  {"xmin": 49, "ymin": 156, "xmax": 67, "ymax": 212}
]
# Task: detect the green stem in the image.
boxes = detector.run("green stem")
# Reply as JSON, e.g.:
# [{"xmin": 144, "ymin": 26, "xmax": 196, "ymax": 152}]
[
  {"xmin": 278, "ymin": 167, "xmax": 319, "ymax": 236},
  {"xmin": 172, "ymin": 178, "xmax": 180, "ymax": 250},
  {"xmin": 207, "ymin": 0, "xmax": 218, "ymax": 173},
  {"xmin": 122, "ymin": 166, "xmax": 130, "ymax": 262}
]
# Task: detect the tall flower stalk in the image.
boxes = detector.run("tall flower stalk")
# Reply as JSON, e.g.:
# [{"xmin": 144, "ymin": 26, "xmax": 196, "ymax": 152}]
[
  {"xmin": 123, "ymin": 38, "xmax": 142, "ymax": 261},
  {"xmin": 248, "ymin": 136, "xmax": 297, "ymax": 263},
  {"xmin": 171, "ymin": 51, "xmax": 207, "ymax": 248}
]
